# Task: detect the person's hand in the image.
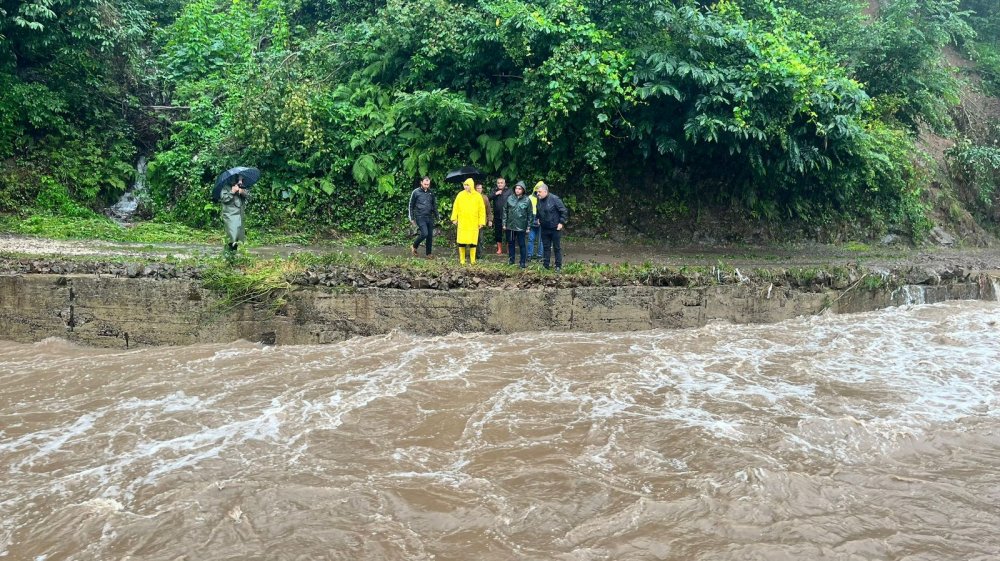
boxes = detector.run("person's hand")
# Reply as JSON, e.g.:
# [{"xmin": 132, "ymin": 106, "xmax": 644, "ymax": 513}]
[
  {"xmin": 557, "ymin": 224, "xmax": 563, "ymax": 231},
  {"xmin": 410, "ymin": 219, "xmax": 416, "ymax": 226},
  {"xmin": 452, "ymin": 220, "xmax": 458, "ymax": 225},
  {"xmin": 231, "ymin": 185, "xmax": 240, "ymax": 194}
]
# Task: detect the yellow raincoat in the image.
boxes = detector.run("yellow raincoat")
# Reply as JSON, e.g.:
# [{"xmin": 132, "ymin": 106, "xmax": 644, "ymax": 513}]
[{"xmin": 450, "ymin": 179, "xmax": 486, "ymax": 245}]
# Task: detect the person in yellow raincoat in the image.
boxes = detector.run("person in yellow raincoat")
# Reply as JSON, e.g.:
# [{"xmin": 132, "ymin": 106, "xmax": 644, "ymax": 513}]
[{"xmin": 450, "ymin": 177, "xmax": 486, "ymax": 264}]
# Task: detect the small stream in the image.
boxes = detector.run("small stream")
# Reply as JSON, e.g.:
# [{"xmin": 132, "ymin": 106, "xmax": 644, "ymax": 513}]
[{"xmin": 107, "ymin": 156, "xmax": 148, "ymax": 224}]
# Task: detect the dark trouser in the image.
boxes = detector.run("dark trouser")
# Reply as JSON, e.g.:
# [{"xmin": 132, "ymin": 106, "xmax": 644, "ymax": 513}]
[
  {"xmin": 412, "ymin": 217, "xmax": 434, "ymax": 255},
  {"xmin": 541, "ymin": 227, "xmax": 562, "ymax": 268},
  {"xmin": 507, "ymin": 230, "xmax": 527, "ymax": 267},
  {"xmin": 493, "ymin": 217, "xmax": 504, "ymax": 246}
]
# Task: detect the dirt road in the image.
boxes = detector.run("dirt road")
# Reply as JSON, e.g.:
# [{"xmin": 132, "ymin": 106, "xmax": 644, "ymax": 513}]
[{"xmin": 3, "ymin": 233, "xmax": 1000, "ymax": 272}]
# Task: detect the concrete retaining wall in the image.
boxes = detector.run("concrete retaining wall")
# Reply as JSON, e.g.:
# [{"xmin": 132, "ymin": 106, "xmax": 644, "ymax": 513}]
[{"xmin": 1, "ymin": 274, "xmax": 996, "ymax": 348}]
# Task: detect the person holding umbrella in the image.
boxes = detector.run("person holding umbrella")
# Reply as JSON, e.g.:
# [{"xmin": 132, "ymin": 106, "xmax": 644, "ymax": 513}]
[
  {"xmin": 450, "ymin": 178, "xmax": 486, "ymax": 264},
  {"xmin": 213, "ymin": 167, "xmax": 260, "ymax": 253}
]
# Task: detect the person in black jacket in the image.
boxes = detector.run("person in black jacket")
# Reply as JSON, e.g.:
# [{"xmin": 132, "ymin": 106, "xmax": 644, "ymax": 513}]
[
  {"xmin": 489, "ymin": 177, "xmax": 510, "ymax": 255},
  {"xmin": 534, "ymin": 182, "xmax": 568, "ymax": 271},
  {"xmin": 408, "ymin": 176, "xmax": 437, "ymax": 258}
]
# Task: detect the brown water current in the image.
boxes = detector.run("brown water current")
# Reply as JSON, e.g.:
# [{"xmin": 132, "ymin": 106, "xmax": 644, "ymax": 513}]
[{"xmin": 2, "ymin": 301, "xmax": 999, "ymax": 561}]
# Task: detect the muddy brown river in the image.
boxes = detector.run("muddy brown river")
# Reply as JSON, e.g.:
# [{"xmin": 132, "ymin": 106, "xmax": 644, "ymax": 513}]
[{"xmin": 2, "ymin": 301, "xmax": 999, "ymax": 560}]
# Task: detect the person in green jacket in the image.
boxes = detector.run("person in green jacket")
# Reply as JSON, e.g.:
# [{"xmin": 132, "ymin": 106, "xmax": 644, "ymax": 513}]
[
  {"xmin": 220, "ymin": 175, "xmax": 248, "ymax": 252},
  {"xmin": 503, "ymin": 181, "xmax": 534, "ymax": 268}
]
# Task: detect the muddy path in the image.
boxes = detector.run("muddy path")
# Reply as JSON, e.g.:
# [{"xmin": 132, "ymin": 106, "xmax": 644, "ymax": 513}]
[{"xmin": 3, "ymin": 233, "xmax": 1000, "ymax": 272}]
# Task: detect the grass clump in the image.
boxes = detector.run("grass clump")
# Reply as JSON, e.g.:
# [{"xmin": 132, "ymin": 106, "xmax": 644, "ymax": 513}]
[{"xmin": 202, "ymin": 255, "xmax": 302, "ymax": 311}]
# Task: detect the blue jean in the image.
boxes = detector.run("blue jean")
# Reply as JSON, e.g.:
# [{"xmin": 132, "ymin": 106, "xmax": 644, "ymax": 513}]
[{"xmin": 527, "ymin": 225, "xmax": 543, "ymax": 257}]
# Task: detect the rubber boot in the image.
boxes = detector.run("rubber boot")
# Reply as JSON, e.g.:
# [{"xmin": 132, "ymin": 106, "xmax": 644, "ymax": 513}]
[
  {"xmin": 470, "ymin": 247, "xmax": 477, "ymax": 265},
  {"xmin": 458, "ymin": 246, "xmax": 466, "ymax": 264}
]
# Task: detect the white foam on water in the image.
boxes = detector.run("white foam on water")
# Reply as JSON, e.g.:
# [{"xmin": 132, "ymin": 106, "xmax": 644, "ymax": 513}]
[
  {"xmin": 2, "ymin": 300, "xmax": 999, "ymax": 560},
  {"xmin": 77, "ymin": 498, "xmax": 124, "ymax": 513},
  {"xmin": 515, "ymin": 301, "xmax": 1000, "ymax": 464},
  {"xmin": 118, "ymin": 391, "xmax": 202, "ymax": 413},
  {"xmin": 1, "ymin": 412, "xmax": 104, "ymax": 471}
]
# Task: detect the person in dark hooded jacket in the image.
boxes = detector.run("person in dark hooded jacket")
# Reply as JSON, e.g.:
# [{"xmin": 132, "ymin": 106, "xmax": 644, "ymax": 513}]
[
  {"xmin": 534, "ymin": 182, "xmax": 568, "ymax": 271},
  {"xmin": 503, "ymin": 181, "xmax": 533, "ymax": 268}
]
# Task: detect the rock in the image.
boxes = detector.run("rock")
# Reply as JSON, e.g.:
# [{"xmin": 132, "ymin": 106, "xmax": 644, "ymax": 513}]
[
  {"xmin": 126, "ymin": 264, "xmax": 140, "ymax": 278},
  {"xmin": 412, "ymin": 278, "xmax": 431, "ymax": 289},
  {"xmin": 881, "ymin": 233, "xmax": 901, "ymax": 245},
  {"xmin": 928, "ymin": 226, "xmax": 956, "ymax": 247},
  {"xmin": 906, "ymin": 266, "xmax": 940, "ymax": 285}
]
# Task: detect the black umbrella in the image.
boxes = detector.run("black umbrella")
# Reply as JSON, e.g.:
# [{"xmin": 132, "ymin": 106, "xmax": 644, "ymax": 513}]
[
  {"xmin": 444, "ymin": 166, "xmax": 485, "ymax": 184},
  {"xmin": 212, "ymin": 167, "xmax": 261, "ymax": 202}
]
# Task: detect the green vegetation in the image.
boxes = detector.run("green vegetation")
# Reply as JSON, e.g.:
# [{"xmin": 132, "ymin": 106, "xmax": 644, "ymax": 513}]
[
  {"xmin": 946, "ymin": 1, "xmax": 1000, "ymax": 232},
  {"xmin": 0, "ymin": 213, "xmax": 317, "ymax": 245},
  {"xmin": 963, "ymin": 0, "xmax": 1000, "ymax": 93},
  {"xmin": 2, "ymin": 0, "xmax": 998, "ymax": 242},
  {"xmin": 202, "ymin": 256, "xmax": 298, "ymax": 311},
  {"xmin": 0, "ymin": 215, "xmax": 220, "ymax": 244}
]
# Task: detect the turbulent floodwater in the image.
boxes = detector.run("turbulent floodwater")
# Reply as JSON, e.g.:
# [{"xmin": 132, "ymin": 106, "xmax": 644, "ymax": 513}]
[{"xmin": 1, "ymin": 301, "xmax": 999, "ymax": 561}]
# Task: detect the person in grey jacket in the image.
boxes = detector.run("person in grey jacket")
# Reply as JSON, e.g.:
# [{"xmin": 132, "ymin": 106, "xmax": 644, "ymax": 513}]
[
  {"xmin": 408, "ymin": 176, "xmax": 438, "ymax": 258},
  {"xmin": 534, "ymin": 182, "xmax": 568, "ymax": 271}
]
